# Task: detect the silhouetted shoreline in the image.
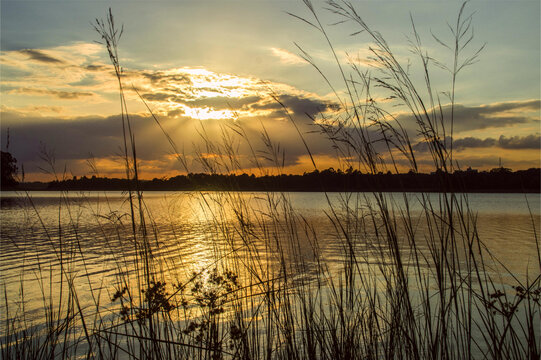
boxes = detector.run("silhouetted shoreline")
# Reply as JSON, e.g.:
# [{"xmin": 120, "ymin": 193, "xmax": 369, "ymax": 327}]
[{"xmin": 8, "ymin": 167, "xmax": 540, "ymax": 193}]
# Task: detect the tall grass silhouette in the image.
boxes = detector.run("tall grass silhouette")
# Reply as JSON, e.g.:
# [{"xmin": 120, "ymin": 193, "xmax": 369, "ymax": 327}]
[{"xmin": 1, "ymin": 1, "xmax": 539, "ymax": 359}]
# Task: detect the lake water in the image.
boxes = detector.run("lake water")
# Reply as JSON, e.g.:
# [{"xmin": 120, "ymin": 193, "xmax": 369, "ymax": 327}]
[{"xmin": 1, "ymin": 190, "xmax": 540, "ymax": 356}]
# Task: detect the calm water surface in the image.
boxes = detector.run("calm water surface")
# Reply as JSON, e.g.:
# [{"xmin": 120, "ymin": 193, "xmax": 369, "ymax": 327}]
[{"xmin": 1, "ymin": 191, "xmax": 540, "ymax": 331}]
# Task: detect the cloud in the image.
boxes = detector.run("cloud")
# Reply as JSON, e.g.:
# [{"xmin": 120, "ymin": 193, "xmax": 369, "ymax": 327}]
[
  {"xmin": 135, "ymin": 69, "xmax": 338, "ymax": 121},
  {"xmin": 19, "ymin": 49, "xmax": 65, "ymax": 64},
  {"xmin": 270, "ymin": 48, "xmax": 306, "ymax": 65},
  {"xmin": 0, "ymin": 104, "xmax": 338, "ymax": 178},
  {"xmin": 393, "ymin": 100, "xmax": 540, "ymax": 134},
  {"xmin": 140, "ymin": 70, "xmax": 192, "ymax": 86},
  {"xmin": 413, "ymin": 134, "xmax": 540, "ymax": 152},
  {"xmin": 450, "ymin": 100, "xmax": 540, "ymax": 132},
  {"xmin": 140, "ymin": 93, "xmax": 262, "ymax": 110},
  {"xmin": 167, "ymin": 108, "xmax": 185, "ymax": 117},
  {"xmin": 2, "ymin": 103, "xmax": 539, "ymax": 181},
  {"xmin": 68, "ymin": 74, "xmax": 98, "ymax": 87},
  {"xmin": 453, "ymin": 137, "xmax": 496, "ymax": 149},
  {"xmin": 12, "ymin": 87, "xmax": 94, "ymax": 99},
  {"xmin": 85, "ymin": 64, "xmax": 107, "ymax": 71},
  {"xmin": 2, "ymin": 42, "xmax": 538, "ymax": 177},
  {"xmin": 141, "ymin": 92, "xmax": 174, "ymax": 102},
  {"xmin": 140, "ymin": 90, "xmax": 334, "ymax": 120},
  {"xmin": 498, "ymin": 135, "xmax": 540, "ymax": 149},
  {"xmin": 250, "ymin": 94, "xmax": 336, "ymax": 119},
  {"xmin": 0, "ymin": 111, "xmax": 161, "ymax": 163},
  {"xmin": 3, "ymin": 43, "xmax": 337, "ymax": 121},
  {"xmin": 1, "ymin": 43, "xmax": 118, "ymax": 114},
  {"xmin": 479, "ymin": 99, "xmax": 540, "ymax": 113},
  {"xmin": 184, "ymin": 95, "xmax": 263, "ymax": 111},
  {"xmin": 0, "ymin": 65, "xmax": 32, "ymax": 80},
  {"xmin": 278, "ymin": 94, "xmax": 337, "ymax": 118}
]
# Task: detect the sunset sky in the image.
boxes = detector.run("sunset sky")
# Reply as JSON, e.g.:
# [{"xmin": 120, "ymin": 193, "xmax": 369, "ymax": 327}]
[{"xmin": 1, "ymin": 0, "xmax": 539, "ymax": 181}]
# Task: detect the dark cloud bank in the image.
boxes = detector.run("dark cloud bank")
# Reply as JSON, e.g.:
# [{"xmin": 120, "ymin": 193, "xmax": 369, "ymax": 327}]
[
  {"xmin": 396, "ymin": 99, "xmax": 540, "ymax": 133},
  {"xmin": 413, "ymin": 135, "xmax": 540, "ymax": 152},
  {"xmin": 0, "ymin": 106, "xmax": 332, "ymax": 175},
  {"xmin": 1, "ymin": 98, "xmax": 538, "ymax": 178}
]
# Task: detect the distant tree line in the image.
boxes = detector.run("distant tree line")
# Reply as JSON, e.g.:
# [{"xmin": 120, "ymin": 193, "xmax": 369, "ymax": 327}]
[
  {"xmin": 27, "ymin": 167, "xmax": 541, "ymax": 193},
  {"xmin": 1, "ymin": 151, "xmax": 18, "ymax": 190}
]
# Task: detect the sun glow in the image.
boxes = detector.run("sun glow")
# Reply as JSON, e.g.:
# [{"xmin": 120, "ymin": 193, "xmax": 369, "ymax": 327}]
[
  {"xmin": 134, "ymin": 67, "xmax": 271, "ymax": 119},
  {"xmin": 183, "ymin": 106, "xmax": 236, "ymax": 121}
]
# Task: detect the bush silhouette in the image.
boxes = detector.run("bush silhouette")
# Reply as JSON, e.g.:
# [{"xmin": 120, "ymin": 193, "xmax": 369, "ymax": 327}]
[{"xmin": 1, "ymin": 151, "xmax": 18, "ymax": 189}]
